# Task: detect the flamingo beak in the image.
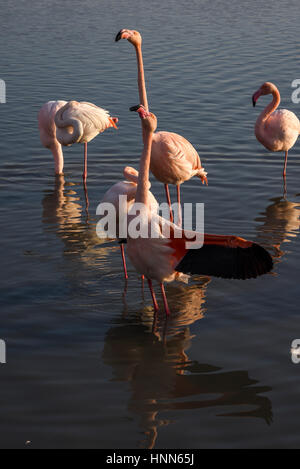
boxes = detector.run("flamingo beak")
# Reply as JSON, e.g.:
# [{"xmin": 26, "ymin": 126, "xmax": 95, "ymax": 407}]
[
  {"xmin": 109, "ymin": 118, "xmax": 118, "ymax": 130},
  {"xmin": 115, "ymin": 30, "xmax": 123, "ymax": 42},
  {"xmin": 130, "ymin": 105, "xmax": 143, "ymax": 112},
  {"xmin": 130, "ymin": 105, "xmax": 148, "ymax": 118},
  {"xmin": 115, "ymin": 30, "xmax": 130, "ymax": 42},
  {"xmin": 252, "ymin": 90, "xmax": 262, "ymax": 107}
]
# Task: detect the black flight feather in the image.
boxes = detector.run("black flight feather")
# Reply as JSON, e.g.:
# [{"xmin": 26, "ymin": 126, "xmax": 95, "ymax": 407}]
[{"xmin": 175, "ymin": 243, "xmax": 273, "ymax": 280}]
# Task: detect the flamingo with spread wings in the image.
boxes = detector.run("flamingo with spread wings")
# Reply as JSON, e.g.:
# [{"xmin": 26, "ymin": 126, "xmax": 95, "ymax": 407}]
[
  {"xmin": 127, "ymin": 105, "xmax": 273, "ymax": 316},
  {"xmin": 116, "ymin": 29, "xmax": 207, "ymax": 225}
]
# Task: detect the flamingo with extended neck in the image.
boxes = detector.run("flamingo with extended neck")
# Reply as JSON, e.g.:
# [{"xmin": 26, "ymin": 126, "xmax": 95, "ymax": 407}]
[
  {"xmin": 127, "ymin": 105, "xmax": 273, "ymax": 317},
  {"xmin": 252, "ymin": 82, "xmax": 300, "ymax": 181},
  {"xmin": 116, "ymin": 29, "xmax": 207, "ymax": 226},
  {"xmin": 100, "ymin": 166, "xmax": 158, "ymax": 281}
]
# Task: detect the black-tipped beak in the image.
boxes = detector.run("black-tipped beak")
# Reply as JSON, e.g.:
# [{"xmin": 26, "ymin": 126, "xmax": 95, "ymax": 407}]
[
  {"xmin": 130, "ymin": 105, "xmax": 142, "ymax": 112},
  {"xmin": 252, "ymin": 96, "xmax": 256, "ymax": 107},
  {"xmin": 115, "ymin": 30, "xmax": 123, "ymax": 42}
]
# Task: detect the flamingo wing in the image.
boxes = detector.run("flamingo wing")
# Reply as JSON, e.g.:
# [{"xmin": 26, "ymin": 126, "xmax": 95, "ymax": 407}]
[{"xmin": 168, "ymin": 231, "xmax": 273, "ymax": 280}]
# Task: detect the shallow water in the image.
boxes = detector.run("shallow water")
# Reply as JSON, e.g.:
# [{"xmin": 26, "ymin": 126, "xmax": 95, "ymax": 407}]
[{"xmin": 1, "ymin": 0, "xmax": 300, "ymax": 449}]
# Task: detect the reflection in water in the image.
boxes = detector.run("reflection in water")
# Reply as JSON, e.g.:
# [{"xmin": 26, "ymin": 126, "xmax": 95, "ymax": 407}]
[
  {"xmin": 103, "ymin": 279, "xmax": 272, "ymax": 449},
  {"xmin": 42, "ymin": 175, "xmax": 114, "ymax": 268},
  {"xmin": 255, "ymin": 196, "xmax": 300, "ymax": 262}
]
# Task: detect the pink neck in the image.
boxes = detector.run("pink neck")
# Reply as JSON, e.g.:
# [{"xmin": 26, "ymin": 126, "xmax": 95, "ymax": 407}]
[
  {"xmin": 135, "ymin": 44, "xmax": 149, "ymax": 112},
  {"xmin": 135, "ymin": 44, "xmax": 149, "ymax": 144},
  {"xmin": 135, "ymin": 131, "xmax": 153, "ymax": 206},
  {"xmin": 259, "ymin": 88, "xmax": 281, "ymax": 123}
]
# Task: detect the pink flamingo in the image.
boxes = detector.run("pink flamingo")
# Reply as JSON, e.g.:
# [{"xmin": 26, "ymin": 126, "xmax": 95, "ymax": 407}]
[
  {"xmin": 38, "ymin": 100, "xmax": 118, "ymax": 182},
  {"xmin": 100, "ymin": 166, "xmax": 158, "ymax": 280},
  {"xmin": 252, "ymin": 82, "xmax": 300, "ymax": 180},
  {"xmin": 128, "ymin": 105, "xmax": 273, "ymax": 317},
  {"xmin": 116, "ymin": 29, "xmax": 207, "ymax": 225}
]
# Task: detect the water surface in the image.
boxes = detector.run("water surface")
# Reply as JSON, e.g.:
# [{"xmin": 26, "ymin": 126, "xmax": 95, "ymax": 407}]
[{"xmin": 1, "ymin": 0, "xmax": 300, "ymax": 449}]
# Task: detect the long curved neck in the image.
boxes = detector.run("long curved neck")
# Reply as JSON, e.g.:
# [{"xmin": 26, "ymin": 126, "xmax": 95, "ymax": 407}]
[
  {"xmin": 135, "ymin": 44, "xmax": 149, "ymax": 143},
  {"xmin": 259, "ymin": 88, "xmax": 281, "ymax": 124},
  {"xmin": 55, "ymin": 105, "xmax": 84, "ymax": 145},
  {"xmin": 135, "ymin": 130, "xmax": 153, "ymax": 206},
  {"xmin": 135, "ymin": 44, "xmax": 149, "ymax": 112}
]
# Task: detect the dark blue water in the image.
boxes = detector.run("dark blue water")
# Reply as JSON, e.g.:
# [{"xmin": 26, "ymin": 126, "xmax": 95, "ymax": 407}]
[{"xmin": 0, "ymin": 0, "xmax": 300, "ymax": 448}]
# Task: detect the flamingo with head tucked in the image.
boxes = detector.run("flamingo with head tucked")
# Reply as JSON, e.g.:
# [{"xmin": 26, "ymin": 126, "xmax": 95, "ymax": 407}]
[
  {"xmin": 38, "ymin": 100, "xmax": 118, "ymax": 182},
  {"xmin": 115, "ymin": 29, "xmax": 207, "ymax": 225},
  {"xmin": 128, "ymin": 105, "xmax": 273, "ymax": 317},
  {"xmin": 252, "ymin": 82, "xmax": 300, "ymax": 180}
]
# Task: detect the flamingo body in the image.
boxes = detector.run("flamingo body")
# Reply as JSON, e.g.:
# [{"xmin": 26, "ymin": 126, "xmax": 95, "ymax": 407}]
[
  {"xmin": 255, "ymin": 109, "xmax": 300, "ymax": 153},
  {"xmin": 151, "ymin": 131, "xmax": 207, "ymax": 185},
  {"xmin": 100, "ymin": 167, "xmax": 158, "ymax": 279},
  {"xmin": 55, "ymin": 101, "xmax": 117, "ymax": 146},
  {"xmin": 115, "ymin": 29, "xmax": 207, "ymax": 224},
  {"xmin": 252, "ymin": 82, "xmax": 300, "ymax": 178}
]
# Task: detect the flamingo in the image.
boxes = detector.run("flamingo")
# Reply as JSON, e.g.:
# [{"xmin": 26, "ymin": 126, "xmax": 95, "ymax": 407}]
[
  {"xmin": 99, "ymin": 166, "xmax": 158, "ymax": 280},
  {"xmin": 115, "ymin": 29, "xmax": 207, "ymax": 225},
  {"xmin": 127, "ymin": 105, "xmax": 273, "ymax": 317},
  {"xmin": 252, "ymin": 82, "xmax": 300, "ymax": 180},
  {"xmin": 38, "ymin": 100, "xmax": 118, "ymax": 182}
]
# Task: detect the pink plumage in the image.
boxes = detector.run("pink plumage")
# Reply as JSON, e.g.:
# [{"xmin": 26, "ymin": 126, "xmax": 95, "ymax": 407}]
[{"xmin": 253, "ymin": 82, "xmax": 300, "ymax": 179}]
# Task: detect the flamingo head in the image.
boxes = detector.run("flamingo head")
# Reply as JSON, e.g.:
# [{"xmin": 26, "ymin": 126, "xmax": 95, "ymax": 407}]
[
  {"xmin": 115, "ymin": 29, "xmax": 142, "ymax": 47},
  {"xmin": 130, "ymin": 105, "xmax": 157, "ymax": 133},
  {"xmin": 252, "ymin": 82, "xmax": 277, "ymax": 107}
]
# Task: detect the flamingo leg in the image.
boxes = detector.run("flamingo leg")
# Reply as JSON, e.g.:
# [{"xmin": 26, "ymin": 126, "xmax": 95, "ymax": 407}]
[
  {"xmin": 83, "ymin": 182, "xmax": 90, "ymax": 212},
  {"xmin": 177, "ymin": 185, "xmax": 182, "ymax": 227},
  {"xmin": 283, "ymin": 151, "xmax": 288, "ymax": 179},
  {"xmin": 83, "ymin": 142, "xmax": 88, "ymax": 183},
  {"xmin": 160, "ymin": 283, "xmax": 171, "ymax": 317},
  {"xmin": 148, "ymin": 279, "xmax": 159, "ymax": 313},
  {"xmin": 120, "ymin": 244, "xmax": 129, "ymax": 280},
  {"xmin": 164, "ymin": 184, "xmax": 174, "ymax": 223}
]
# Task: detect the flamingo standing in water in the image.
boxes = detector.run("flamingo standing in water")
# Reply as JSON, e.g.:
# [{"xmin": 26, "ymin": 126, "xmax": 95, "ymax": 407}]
[
  {"xmin": 127, "ymin": 105, "xmax": 273, "ymax": 317},
  {"xmin": 99, "ymin": 166, "xmax": 158, "ymax": 280},
  {"xmin": 115, "ymin": 29, "xmax": 207, "ymax": 225},
  {"xmin": 252, "ymin": 82, "xmax": 300, "ymax": 180},
  {"xmin": 38, "ymin": 100, "xmax": 118, "ymax": 182}
]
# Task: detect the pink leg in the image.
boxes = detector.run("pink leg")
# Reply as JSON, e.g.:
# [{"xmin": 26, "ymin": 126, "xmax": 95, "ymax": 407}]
[
  {"xmin": 83, "ymin": 143, "xmax": 88, "ymax": 183},
  {"xmin": 177, "ymin": 185, "xmax": 182, "ymax": 227},
  {"xmin": 148, "ymin": 279, "xmax": 159, "ymax": 313},
  {"xmin": 120, "ymin": 244, "xmax": 128, "ymax": 280},
  {"xmin": 283, "ymin": 151, "xmax": 288, "ymax": 179},
  {"xmin": 164, "ymin": 184, "xmax": 174, "ymax": 223},
  {"xmin": 160, "ymin": 283, "xmax": 171, "ymax": 317}
]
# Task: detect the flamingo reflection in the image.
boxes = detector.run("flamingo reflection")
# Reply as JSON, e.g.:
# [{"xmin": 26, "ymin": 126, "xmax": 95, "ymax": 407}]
[
  {"xmin": 255, "ymin": 196, "xmax": 300, "ymax": 262},
  {"xmin": 102, "ymin": 281, "xmax": 272, "ymax": 449}
]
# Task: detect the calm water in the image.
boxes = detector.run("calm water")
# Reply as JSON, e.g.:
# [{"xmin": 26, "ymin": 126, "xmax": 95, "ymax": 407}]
[{"xmin": 0, "ymin": 0, "xmax": 300, "ymax": 449}]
